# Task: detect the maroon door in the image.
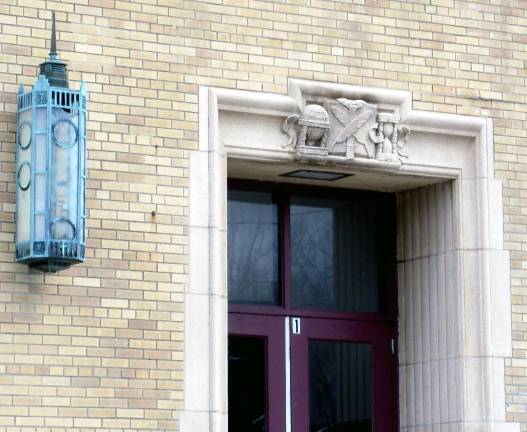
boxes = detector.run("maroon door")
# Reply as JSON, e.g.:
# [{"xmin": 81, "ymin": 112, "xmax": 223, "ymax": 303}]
[
  {"xmin": 228, "ymin": 314, "xmax": 397, "ymax": 432},
  {"xmin": 229, "ymin": 313, "xmax": 286, "ymax": 432},
  {"xmin": 290, "ymin": 317, "xmax": 397, "ymax": 432}
]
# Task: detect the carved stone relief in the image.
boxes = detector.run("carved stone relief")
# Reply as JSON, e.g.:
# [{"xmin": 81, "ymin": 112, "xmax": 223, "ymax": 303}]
[
  {"xmin": 282, "ymin": 98, "xmax": 410, "ymax": 166},
  {"xmin": 282, "ymin": 104, "xmax": 330, "ymax": 156}
]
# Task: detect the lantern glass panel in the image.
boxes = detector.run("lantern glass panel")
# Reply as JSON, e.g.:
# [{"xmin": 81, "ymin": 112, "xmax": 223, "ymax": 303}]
[
  {"xmin": 16, "ymin": 109, "xmax": 32, "ymax": 244},
  {"xmin": 80, "ymin": 109, "xmax": 86, "ymax": 243},
  {"xmin": 34, "ymin": 175, "xmax": 46, "ymax": 215},
  {"xmin": 35, "ymin": 214, "xmax": 46, "ymax": 244},
  {"xmin": 35, "ymin": 107, "xmax": 47, "ymax": 171},
  {"xmin": 50, "ymin": 107, "xmax": 79, "ymax": 241},
  {"xmin": 34, "ymin": 106, "xmax": 47, "ymax": 241}
]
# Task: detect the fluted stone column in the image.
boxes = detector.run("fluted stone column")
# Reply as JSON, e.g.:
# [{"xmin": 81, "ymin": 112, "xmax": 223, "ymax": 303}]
[
  {"xmin": 398, "ymin": 180, "xmax": 513, "ymax": 431},
  {"xmin": 398, "ymin": 182, "xmax": 463, "ymax": 430}
]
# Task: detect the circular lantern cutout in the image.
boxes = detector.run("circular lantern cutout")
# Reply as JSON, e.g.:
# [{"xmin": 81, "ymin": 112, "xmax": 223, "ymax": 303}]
[
  {"xmin": 50, "ymin": 218, "xmax": 76, "ymax": 240},
  {"xmin": 17, "ymin": 161, "xmax": 31, "ymax": 190},
  {"xmin": 52, "ymin": 119, "xmax": 78, "ymax": 149},
  {"xmin": 18, "ymin": 122, "xmax": 31, "ymax": 150}
]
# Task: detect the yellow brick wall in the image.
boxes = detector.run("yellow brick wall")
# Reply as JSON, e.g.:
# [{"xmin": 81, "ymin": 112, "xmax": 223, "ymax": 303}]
[{"xmin": 0, "ymin": 0, "xmax": 526, "ymax": 430}]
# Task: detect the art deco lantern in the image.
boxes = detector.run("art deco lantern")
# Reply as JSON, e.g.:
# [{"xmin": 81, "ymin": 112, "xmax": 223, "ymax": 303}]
[{"xmin": 16, "ymin": 12, "xmax": 87, "ymax": 272}]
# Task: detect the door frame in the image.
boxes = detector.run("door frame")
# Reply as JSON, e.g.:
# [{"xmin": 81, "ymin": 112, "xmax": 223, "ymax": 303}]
[
  {"xmin": 227, "ymin": 182, "xmax": 398, "ymax": 431},
  {"xmin": 182, "ymin": 80, "xmax": 515, "ymax": 432}
]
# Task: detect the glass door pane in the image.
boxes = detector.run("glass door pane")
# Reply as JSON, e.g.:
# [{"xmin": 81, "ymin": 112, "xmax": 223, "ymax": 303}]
[
  {"xmin": 228, "ymin": 336, "xmax": 267, "ymax": 432},
  {"xmin": 309, "ymin": 341, "xmax": 372, "ymax": 432}
]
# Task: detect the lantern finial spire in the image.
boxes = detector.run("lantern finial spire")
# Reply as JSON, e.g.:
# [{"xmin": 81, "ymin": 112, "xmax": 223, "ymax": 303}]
[
  {"xmin": 38, "ymin": 11, "xmax": 68, "ymax": 88},
  {"xmin": 50, "ymin": 11, "xmax": 58, "ymax": 60}
]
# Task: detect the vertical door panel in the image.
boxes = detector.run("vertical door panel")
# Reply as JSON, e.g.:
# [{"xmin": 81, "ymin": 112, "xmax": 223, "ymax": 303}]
[
  {"xmin": 290, "ymin": 318, "xmax": 397, "ymax": 432},
  {"xmin": 229, "ymin": 314, "xmax": 286, "ymax": 432}
]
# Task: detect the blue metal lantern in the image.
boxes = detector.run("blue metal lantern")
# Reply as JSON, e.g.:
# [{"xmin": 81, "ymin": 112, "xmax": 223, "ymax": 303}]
[{"xmin": 16, "ymin": 12, "xmax": 87, "ymax": 272}]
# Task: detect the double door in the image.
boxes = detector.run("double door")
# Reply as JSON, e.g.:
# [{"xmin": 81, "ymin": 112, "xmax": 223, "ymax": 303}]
[{"xmin": 229, "ymin": 313, "xmax": 397, "ymax": 432}]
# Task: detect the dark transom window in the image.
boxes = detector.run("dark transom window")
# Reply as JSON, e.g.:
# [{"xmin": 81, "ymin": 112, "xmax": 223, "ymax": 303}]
[{"xmin": 227, "ymin": 181, "xmax": 396, "ymax": 317}]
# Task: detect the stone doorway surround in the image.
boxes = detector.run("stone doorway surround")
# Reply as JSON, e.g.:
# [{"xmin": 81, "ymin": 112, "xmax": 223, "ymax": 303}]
[{"xmin": 181, "ymin": 79, "xmax": 518, "ymax": 432}]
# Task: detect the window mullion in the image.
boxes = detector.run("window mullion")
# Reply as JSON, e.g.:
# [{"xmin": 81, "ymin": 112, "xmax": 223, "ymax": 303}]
[{"xmin": 280, "ymin": 191, "xmax": 291, "ymax": 311}]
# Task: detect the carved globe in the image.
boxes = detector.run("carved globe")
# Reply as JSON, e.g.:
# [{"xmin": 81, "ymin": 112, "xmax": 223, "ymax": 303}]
[
  {"xmin": 300, "ymin": 104, "xmax": 329, "ymax": 145},
  {"xmin": 300, "ymin": 104, "xmax": 329, "ymax": 128}
]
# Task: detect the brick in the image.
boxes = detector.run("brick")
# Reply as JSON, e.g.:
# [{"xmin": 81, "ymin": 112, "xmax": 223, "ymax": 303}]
[{"xmin": 0, "ymin": 1, "xmax": 526, "ymax": 430}]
